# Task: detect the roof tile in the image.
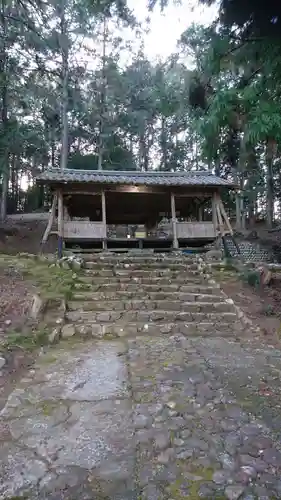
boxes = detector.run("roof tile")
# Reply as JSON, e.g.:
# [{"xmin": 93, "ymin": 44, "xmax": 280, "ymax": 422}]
[{"xmin": 36, "ymin": 168, "xmax": 233, "ymax": 187}]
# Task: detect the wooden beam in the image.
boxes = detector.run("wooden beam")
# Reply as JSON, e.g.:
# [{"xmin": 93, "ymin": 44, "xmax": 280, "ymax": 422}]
[
  {"xmin": 218, "ymin": 197, "xmax": 233, "ymax": 235},
  {"xmin": 216, "ymin": 198, "xmax": 225, "ymax": 235},
  {"xmin": 174, "ymin": 192, "xmax": 212, "ymax": 198},
  {"xmin": 42, "ymin": 193, "xmax": 57, "ymax": 244},
  {"xmin": 63, "ymin": 191, "xmax": 102, "ymax": 196},
  {"xmin": 171, "ymin": 192, "xmax": 178, "ymax": 249},
  {"xmin": 101, "ymin": 190, "xmax": 107, "ymax": 250},
  {"xmin": 59, "ymin": 184, "xmax": 216, "ymax": 197},
  {"xmin": 57, "ymin": 190, "xmax": 64, "ymax": 258}
]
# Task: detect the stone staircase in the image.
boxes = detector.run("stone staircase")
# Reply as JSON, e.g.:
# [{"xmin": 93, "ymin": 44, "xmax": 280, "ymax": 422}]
[{"xmin": 64, "ymin": 253, "xmax": 243, "ymax": 339}]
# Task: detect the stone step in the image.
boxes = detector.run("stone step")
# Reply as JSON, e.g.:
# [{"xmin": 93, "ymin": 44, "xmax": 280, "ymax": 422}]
[
  {"xmin": 67, "ymin": 299, "xmax": 234, "ymax": 314},
  {"xmin": 83, "ymin": 261, "xmax": 199, "ymax": 271},
  {"xmin": 77, "ymin": 275, "xmax": 207, "ymax": 286},
  {"xmin": 65, "ymin": 320, "xmax": 243, "ymax": 338},
  {"xmin": 65, "ymin": 309, "xmax": 238, "ymax": 323},
  {"xmin": 82, "ymin": 268, "xmax": 202, "ymax": 278},
  {"xmin": 74, "ymin": 282, "xmax": 220, "ymax": 294},
  {"xmin": 72, "ymin": 290, "xmax": 226, "ymax": 303},
  {"xmin": 78, "ymin": 253, "xmax": 197, "ymax": 263}
]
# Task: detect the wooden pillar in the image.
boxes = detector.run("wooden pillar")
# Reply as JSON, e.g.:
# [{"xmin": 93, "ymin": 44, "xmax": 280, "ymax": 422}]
[
  {"xmin": 63, "ymin": 204, "xmax": 70, "ymax": 221},
  {"xmin": 198, "ymin": 204, "xmax": 203, "ymax": 222},
  {"xmin": 212, "ymin": 193, "xmax": 218, "ymax": 235},
  {"xmin": 58, "ymin": 190, "xmax": 64, "ymax": 258},
  {"xmin": 101, "ymin": 190, "xmax": 107, "ymax": 250},
  {"xmin": 171, "ymin": 192, "xmax": 178, "ymax": 249}
]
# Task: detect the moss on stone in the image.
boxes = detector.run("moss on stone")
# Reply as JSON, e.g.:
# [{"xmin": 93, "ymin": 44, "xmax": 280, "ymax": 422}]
[
  {"xmin": 36, "ymin": 399, "xmax": 65, "ymax": 416},
  {"xmin": 168, "ymin": 462, "xmax": 221, "ymax": 500},
  {"xmin": 39, "ymin": 401, "xmax": 58, "ymax": 416},
  {"xmin": 39, "ymin": 352, "xmax": 58, "ymax": 364},
  {"xmin": 0, "ymin": 254, "xmax": 77, "ymax": 301},
  {"xmin": 5, "ymin": 496, "xmax": 29, "ymax": 500}
]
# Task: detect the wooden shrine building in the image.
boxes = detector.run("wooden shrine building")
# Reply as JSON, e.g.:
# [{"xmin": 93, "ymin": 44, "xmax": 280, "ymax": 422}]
[{"xmin": 36, "ymin": 168, "xmax": 235, "ymax": 253}]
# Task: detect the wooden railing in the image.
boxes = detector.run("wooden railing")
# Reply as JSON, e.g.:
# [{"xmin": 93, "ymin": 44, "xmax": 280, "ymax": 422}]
[
  {"xmin": 63, "ymin": 220, "xmax": 216, "ymax": 240},
  {"xmin": 63, "ymin": 221, "xmax": 106, "ymax": 239},
  {"xmin": 176, "ymin": 222, "xmax": 215, "ymax": 239}
]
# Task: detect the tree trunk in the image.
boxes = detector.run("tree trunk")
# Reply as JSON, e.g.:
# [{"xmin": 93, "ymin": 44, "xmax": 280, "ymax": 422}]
[
  {"xmin": 265, "ymin": 138, "xmax": 275, "ymax": 229},
  {"xmin": 59, "ymin": 0, "xmax": 69, "ymax": 172},
  {"xmin": 214, "ymin": 155, "xmax": 220, "ymax": 177},
  {"xmin": 10, "ymin": 154, "xmax": 16, "ymax": 213},
  {"xmin": 248, "ymin": 202, "xmax": 255, "ymax": 227},
  {"xmin": 160, "ymin": 117, "xmax": 167, "ymax": 170},
  {"xmin": 0, "ymin": 163, "xmax": 9, "ymax": 220},
  {"xmin": 139, "ymin": 125, "xmax": 146, "ymax": 171},
  {"xmin": 51, "ymin": 127, "xmax": 56, "ymax": 167},
  {"xmin": 235, "ymin": 132, "xmax": 246, "ymax": 230},
  {"xmin": 98, "ymin": 17, "xmax": 107, "ymax": 171},
  {"xmin": 0, "ymin": 0, "xmax": 9, "ymax": 221}
]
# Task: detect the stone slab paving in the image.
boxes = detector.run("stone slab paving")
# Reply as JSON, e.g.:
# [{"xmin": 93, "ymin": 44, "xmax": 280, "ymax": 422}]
[{"xmin": 1, "ymin": 336, "xmax": 281, "ymax": 499}]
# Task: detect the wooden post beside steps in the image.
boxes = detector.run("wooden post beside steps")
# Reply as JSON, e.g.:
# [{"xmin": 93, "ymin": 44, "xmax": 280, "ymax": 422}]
[{"xmin": 171, "ymin": 192, "xmax": 179, "ymax": 249}]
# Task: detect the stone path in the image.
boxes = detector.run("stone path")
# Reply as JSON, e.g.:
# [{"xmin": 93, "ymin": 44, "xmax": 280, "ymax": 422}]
[
  {"xmin": 1, "ymin": 254, "xmax": 281, "ymax": 499},
  {"xmin": 1, "ymin": 336, "xmax": 281, "ymax": 499}
]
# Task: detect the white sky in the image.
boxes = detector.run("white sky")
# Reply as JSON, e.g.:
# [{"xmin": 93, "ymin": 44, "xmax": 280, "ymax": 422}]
[{"xmin": 128, "ymin": 0, "xmax": 218, "ymax": 61}]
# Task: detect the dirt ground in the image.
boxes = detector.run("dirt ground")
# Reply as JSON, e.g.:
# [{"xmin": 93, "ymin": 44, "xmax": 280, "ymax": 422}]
[
  {"xmin": 0, "ymin": 219, "xmax": 57, "ymax": 255},
  {"xmin": 0, "ymin": 261, "xmax": 37, "ymax": 407},
  {"xmin": 0, "ymin": 266, "xmax": 34, "ymax": 334},
  {"xmin": 214, "ymin": 267, "xmax": 281, "ymax": 344}
]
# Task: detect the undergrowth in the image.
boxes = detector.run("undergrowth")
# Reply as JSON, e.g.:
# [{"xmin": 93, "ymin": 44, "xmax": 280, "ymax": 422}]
[
  {"xmin": 0, "ymin": 253, "xmax": 77, "ymax": 300},
  {"xmin": 0, "ymin": 253, "xmax": 80, "ymax": 351},
  {"xmin": 4, "ymin": 324, "xmax": 50, "ymax": 351}
]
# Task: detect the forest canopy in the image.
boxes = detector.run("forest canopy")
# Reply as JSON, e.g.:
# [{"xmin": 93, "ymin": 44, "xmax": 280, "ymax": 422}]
[{"xmin": 0, "ymin": 0, "xmax": 281, "ymax": 231}]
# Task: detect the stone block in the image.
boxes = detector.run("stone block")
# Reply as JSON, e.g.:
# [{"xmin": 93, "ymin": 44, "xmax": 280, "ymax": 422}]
[
  {"xmin": 61, "ymin": 324, "xmax": 76, "ymax": 338},
  {"xmin": 30, "ymin": 294, "xmax": 45, "ymax": 319},
  {"xmin": 48, "ymin": 327, "xmax": 61, "ymax": 344}
]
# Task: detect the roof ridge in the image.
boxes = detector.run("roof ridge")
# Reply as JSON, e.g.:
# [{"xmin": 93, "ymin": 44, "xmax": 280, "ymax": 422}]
[{"xmin": 42, "ymin": 168, "xmax": 212, "ymax": 176}]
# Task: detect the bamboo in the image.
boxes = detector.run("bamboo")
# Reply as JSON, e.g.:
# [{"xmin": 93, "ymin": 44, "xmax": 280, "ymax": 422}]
[
  {"xmin": 42, "ymin": 193, "xmax": 57, "ymax": 244},
  {"xmin": 171, "ymin": 192, "xmax": 178, "ymax": 249}
]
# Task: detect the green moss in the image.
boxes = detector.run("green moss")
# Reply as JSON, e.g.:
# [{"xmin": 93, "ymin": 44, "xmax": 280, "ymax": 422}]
[
  {"xmin": 0, "ymin": 253, "xmax": 78, "ymax": 302},
  {"xmin": 0, "ymin": 254, "xmax": 82, "ymax": 352},
  {"xmin": 37, "ymin": 400, "xmax": 61, "ymax": 416},
  {"xmin": 168, "ymin": 463, "xmax": 222, "ymax": 499},
  {"xmin": 5, "ymin": 497, "xmax": 29, "ymax": 500},
  {"xmin": 39, "ymin": 352, "xmax": 58, "ymax": 364},
  {"xmin": 168, "ymin": 477, "xmax": 190, "ymax": 498},
  {"xmin": 5, "ymin": 325, "xmax": 49, "ymax": 351}
]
